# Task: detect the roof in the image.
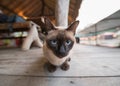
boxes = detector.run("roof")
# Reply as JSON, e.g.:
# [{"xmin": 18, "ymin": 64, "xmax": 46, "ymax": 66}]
[
  {"xmin": 0, "ymin": 0, "xmax": 82, "ymax": 25},
  {"xmin": 80, "ymin": 9, "xmax": 120, "ymax": 34}
]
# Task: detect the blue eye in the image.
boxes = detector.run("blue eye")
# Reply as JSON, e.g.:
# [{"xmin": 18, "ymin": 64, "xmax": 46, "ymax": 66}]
[
  {"xmin": 51, "ymin": 40, "xmax": 57, "ymax": 45},
  {"xmin": 65, "ymin": 40, "xmax": 71, "ymax": 45}
]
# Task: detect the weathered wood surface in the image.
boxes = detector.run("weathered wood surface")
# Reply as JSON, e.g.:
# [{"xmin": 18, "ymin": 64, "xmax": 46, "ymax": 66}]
[
  {"xmin": 0, "ymin": 75, "xmax": 120, "ymax": 86},
  {"xmin": 0, "ymin": 44, "xmax": 120, "ymax": 76},
  {"xmin": 0, "ymin": 44, "xmax": 120, "ymax": 86}
]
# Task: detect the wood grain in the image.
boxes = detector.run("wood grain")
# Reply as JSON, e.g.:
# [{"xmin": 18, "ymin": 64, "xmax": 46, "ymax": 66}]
[{"xmin": 0, "ymin": 44, "xmax": 120, "ymax": 86}]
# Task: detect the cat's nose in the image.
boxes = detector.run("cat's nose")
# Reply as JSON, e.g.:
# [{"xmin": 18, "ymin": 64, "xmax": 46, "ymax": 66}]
[
  {"xmin": 59, "ymin": 45, "xmax": 66, "ymax": 56},
  {"xmin": 59, "ymin": 45, "xmax": 65, "ymax": 53}
]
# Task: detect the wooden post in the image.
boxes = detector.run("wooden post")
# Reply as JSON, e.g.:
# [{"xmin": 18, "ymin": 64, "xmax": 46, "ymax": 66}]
[{"xmin": 55, "ymin": 0, "xmax": 70, "ymax": 27}]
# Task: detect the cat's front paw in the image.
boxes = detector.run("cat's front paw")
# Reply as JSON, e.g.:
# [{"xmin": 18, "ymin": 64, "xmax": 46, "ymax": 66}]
[
  {"xmin": 47, "ymin": 62, "xmax": 57, "ymax": 73},
  {"xmin": 67, "ymin": 57, "xmax": 71, "ymax": 62},
  {"xmin": 61, "ymin": 62, "xmax": 70, "ymax": 71}
]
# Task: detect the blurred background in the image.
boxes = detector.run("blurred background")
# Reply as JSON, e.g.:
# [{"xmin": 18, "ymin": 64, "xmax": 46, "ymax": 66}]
[{"xmin": 0, "ymin": 0, "xmax": 120, "ymax": 48}]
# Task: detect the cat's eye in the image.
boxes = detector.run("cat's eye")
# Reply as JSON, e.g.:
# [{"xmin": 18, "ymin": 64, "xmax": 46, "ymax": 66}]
[
  {"xmin": 43, "ymin": 31, "xmax": 47, "ymax": 35},
  {"xmin": 51, "ymin": 40, "xmax": 57, "ymax": 45},
  {"xmin": 65, "ymin": 40, "xmax": 71, "ymax": 45}
]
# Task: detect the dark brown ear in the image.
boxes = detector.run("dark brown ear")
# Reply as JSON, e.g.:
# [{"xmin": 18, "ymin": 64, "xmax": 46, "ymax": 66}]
[
  {"xmin": 44, "ymin": 17, "xmax": 55, "ymax": 31},
  {"xmin": 66, "ymin": 20, "xmax": 79, "ymax": 34}
]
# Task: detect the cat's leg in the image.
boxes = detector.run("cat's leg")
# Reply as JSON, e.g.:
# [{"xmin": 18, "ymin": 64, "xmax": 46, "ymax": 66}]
[
  {"xmin": 46, "ymin": 62, "xmax": 57, "ymax": 73},
  {"xmin": 60, "ymin": 59, "xmax": 70, "ymax": 71}
]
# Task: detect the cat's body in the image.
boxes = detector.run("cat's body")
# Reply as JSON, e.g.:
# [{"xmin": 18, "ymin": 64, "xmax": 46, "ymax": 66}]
[{"xmin": 43, "ymin": 17, "xmax": 79, "ymax": 72}]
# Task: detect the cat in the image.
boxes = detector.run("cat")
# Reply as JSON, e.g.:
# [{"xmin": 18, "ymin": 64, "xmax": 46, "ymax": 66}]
[
  {"xmin": 38, "ymin": 17, "xmax": 54, "ymax": 42},
  {"xmin": 43, "ymin": 17, "xmax": 79, "ymax": 72}
]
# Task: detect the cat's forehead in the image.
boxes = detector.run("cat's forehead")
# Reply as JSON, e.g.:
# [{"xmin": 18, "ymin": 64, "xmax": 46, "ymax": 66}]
[
  {"xmin": 47, "ymin": 30, "xmax": 65, "ymax": 38},
  {"xmin": 48, "ymin": 26, "xmax": 67, "ymax": 35},
  {"xmin": 46, "ymin": 29, "xmax": 75, "ymax": 41}
]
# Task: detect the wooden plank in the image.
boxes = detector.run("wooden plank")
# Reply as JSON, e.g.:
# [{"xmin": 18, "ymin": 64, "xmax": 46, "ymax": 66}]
[
  {"xmin": 23, "ymin": 0, "xmax": 40, "ymax": 16},
  {"xmin": 0, "ymin": 75, "xmax": 29, "ymax": 86},
  {"xmin": 0, "ymin": 36, "xmax": 25, "ymax": 39},
  {"xmin": 0, "ymin": 44, "xmax": 120, "ymax": 77},
  {"xmin": 0, "ymin": 44, "xmax": 120, "ymax": 86},
  {"xmin": 28, "ymin": 77, "xmax": 120, "ymax": 86},
  {"xmin": 0, "ymin": 3, "xmax": 16, "ymax": 15},
  {"xmin": 0, "ymin": 21, "xmax": 40, "ymax": 33},
  {"xmin": 14, "ymin": 0, "xmax": 30, "ymax": 13},
  {"xmin": 0, "ymin": 75, "xmax": 120, "ymax": 86}
]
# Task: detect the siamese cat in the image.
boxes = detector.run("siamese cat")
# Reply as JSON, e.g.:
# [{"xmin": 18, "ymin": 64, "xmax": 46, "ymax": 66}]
[{"xmin": 43, "ymin": 18, "xmax": 79, "ymax": 72}]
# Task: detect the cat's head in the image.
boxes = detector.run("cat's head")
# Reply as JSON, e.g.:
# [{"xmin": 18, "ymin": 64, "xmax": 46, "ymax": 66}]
[
  {"xmin": 44, "ymin": 18, "xmax": 79, "ymax": 58},
  {"xmin": 39, "ymin": 17, "xmax": 54, "ymax": 35}
]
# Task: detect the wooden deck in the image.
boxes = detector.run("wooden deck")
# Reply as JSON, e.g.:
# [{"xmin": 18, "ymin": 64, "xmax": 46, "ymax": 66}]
[{"xmin": 0, "ymin": 44, "xmax": 120, "ymax": 86}]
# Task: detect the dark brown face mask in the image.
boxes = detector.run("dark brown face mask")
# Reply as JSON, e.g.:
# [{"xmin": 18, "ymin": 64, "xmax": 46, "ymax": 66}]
[{"xmin": 46, "ymin": 30, "xmax": 75, "ymax": 58}]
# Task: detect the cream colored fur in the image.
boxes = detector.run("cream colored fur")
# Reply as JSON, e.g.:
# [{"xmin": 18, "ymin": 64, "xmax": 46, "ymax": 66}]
[{"xmin": 22, "ymin": 24, "xmax": 43, "ymax": 50}]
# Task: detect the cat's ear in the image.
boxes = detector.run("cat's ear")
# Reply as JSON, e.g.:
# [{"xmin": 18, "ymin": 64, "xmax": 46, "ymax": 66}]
[
  {"xmin": 44, "ymin": 17, "xmax": 56, "ymax": 31},
  {"xmin": 66, "ymin": 20, "xmax": 79, "ymax": 34}
]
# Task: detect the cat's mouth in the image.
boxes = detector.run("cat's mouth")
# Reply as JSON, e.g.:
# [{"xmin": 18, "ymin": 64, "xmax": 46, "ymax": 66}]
[{"xmin": 55, "ymin": 52, "xmax": 68, "ymax": 58}]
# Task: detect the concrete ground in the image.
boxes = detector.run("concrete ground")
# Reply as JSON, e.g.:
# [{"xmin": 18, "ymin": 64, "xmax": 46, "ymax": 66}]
[{"xmin": 0, "ymin": 44, "xmax": 120, "ymax": 86}]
